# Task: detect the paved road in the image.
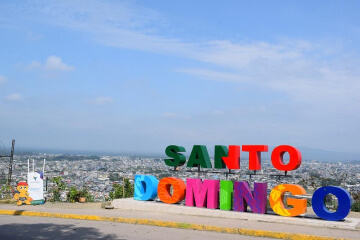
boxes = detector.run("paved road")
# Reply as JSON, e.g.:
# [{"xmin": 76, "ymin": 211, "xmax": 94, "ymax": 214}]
[{"xmin": 0, "ymin": 215, "xmax": 273, "ymax": 240}]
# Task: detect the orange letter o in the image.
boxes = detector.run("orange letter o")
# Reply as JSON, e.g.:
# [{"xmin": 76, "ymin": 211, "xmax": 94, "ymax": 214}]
[{"xmin": 158, "ymin": 177, "xmax": 186, "ymax": 204}]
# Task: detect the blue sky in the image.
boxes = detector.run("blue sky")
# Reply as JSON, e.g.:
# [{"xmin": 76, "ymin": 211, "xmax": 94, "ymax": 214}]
[{"xmin": 1, "ymin": 0, "xmax": 360, "ymax": 154}]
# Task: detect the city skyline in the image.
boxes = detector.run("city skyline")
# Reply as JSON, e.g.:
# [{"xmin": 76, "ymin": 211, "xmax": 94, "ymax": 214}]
[{"xmin": 1, "ymin": 1, "xmax": 360, "ymax": 154}]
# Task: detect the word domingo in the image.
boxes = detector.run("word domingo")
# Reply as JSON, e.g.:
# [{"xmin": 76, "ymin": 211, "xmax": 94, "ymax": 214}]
[
  {"xmin": 165, "ymin": 145, "xmax": 302, "ymax": 171},
  {"xmin": 134, "ymin": 175, "xmax": 352, "ymax": 221}
]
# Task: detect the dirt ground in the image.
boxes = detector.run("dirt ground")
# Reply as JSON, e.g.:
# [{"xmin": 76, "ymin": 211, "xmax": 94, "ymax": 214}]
[{"xmin": 42, "ymin": 201, "xmax": 104, "ymax": 209}]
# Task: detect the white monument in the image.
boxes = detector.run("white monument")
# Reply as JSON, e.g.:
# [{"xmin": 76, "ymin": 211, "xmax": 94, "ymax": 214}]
[{"xmin": 27, "ymin": 159, "xmax": 45, "ymax": 205}]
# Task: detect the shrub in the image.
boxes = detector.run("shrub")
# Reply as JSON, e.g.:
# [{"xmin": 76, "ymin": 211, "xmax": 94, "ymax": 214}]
[
  {"xmin": 352, "ymin": 202, "xmax": 360, "ymax": 212},
  {"xmin": 351, "ymin": 191, "xmax": 360, "ymax": 212},
  {"xmin": 78, "ymin": 187, "xmax": 91, "ymax": 201},
  {"xmin": 67, "ymin": 187, "xmax": 79, "ymax": 203},
  {"xmin": 0, "ymin": 184, "xmax": 13, "ymax": 200},
  {"xmin": 50, "ymin": 176, "xmax": 65, "ymax": 202}
]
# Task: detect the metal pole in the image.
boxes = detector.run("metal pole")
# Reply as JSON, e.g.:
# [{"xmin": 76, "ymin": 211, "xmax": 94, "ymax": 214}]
[
  {"xmin": 122, "ymin": 177, "xmax": 125, "ymax": 198},
  {"xmin": 43, "ymin": 159, "xmax": 46, "ymax": 174},
  {"xmin": 6, "ymin": 140, "xmax": 15, "ymax": 185},
  {"xmin": 46, "ymin": 177, "xmax": 48, "ymax": 191}
]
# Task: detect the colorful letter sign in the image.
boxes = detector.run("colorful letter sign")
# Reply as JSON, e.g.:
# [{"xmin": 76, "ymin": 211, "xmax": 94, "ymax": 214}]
[
  {"xmin": 234, "ymin": 181, "xmax": 267, "ymax": 214},
  {"xmin": 312, "ymin": 186, "xmax": 352, "ymax": 221},
  {"xmin": 187, "ymin": 145, "xmax": 212, "ymax": 168},
  {"xmin": 165, "ymin": 145, "xmax": 186, "ymax": 167},
  {"xmin": 134, "ymin": 175, "xmax": 158, "ymax": 201},
  {"xmin": 134, "ymin": 144, "xmax": 353, "ymax": 222},
  {"xmin": 220, "ymin": 180, "xmax": 233, "ymax": 210},
  {"xmin": 165, "ymin": 144, "xmax": 302, "ymax": 171},
  {"xmin": 271, "ymin": 145, "xmax": 302, "ymax": 171},
  {"xmin": 185, "ymin": 179, "xmax": 219, "ymax": 209},
  {"xmin": 270, "ymin": 184, "xmax": 307, "ymax": 217},
  {"xmin": 242, "ymin": 145, "xmax": 268, "ymax": 170},
  {"xmin": 158, "ymin": 177, "xmax": 186, "ymax": 204},
  {"xmin": 219, "ymin": 145, "xmax": 240, "ymax": 169}
]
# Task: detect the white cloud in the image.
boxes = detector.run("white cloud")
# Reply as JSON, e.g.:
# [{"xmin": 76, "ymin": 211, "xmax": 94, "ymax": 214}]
[
  {"xmin": 28, "ymin": 56, "xmax": 74, "ymax": 72},
  {"xmin": 22, "ymin": 2, "xmax": 313, "ymax": 70},
  {"xmin": 3, "ymin": 3, "xmax": 359, "ymax": 111},
  {"xmin": 27, "ymin": 61, "xmax": 42, "ymax": 70},
  {"xmin": 45, "ymin": 56, "xmax": 74, "ymax": 71},
  {"xmin": 0, "ymin": 2, "xmax": 325, "ymax": 67},
  {"xmin": 0, "ymin": 75, "xmax": 7, "ymax": 85},
  {"xmin": 5, "ymin": 93, "xmax": 22, "ymax": 102},
  {"xmin": 4, "ymin": 1, "xmax": 360, "ymax": 118},
  {"xmin": 177, "ymin": 68, "xmax": 247, "ymax": 82},
  {"xmin": 89, "ymin": 97, "xmax": 114, "ymax": 105}
]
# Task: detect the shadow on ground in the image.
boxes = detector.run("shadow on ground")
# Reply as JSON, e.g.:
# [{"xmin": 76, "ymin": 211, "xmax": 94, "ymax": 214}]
[{"xmin": 0, "ymin": 223, "xmax": 120, "ymax": 240}]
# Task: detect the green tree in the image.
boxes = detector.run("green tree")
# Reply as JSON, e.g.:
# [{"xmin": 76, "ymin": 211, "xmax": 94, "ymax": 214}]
[
  {"xmin": 124, "ymin": 178, "xmax": 134, "ymax": 197},
  {"xmin": 50, "ymin": 176, "xmax": 65, "ymax": 202},
  {"xmin": 109, "ymin": 178, "xmax": 134, "ymax": 200}
]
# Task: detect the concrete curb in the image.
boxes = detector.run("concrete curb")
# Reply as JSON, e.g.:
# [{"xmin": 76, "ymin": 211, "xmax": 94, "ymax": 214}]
[
  {"xmin": 112, "ymin": 198, "xmax": 360, "ymax": 231},
  {"xmin": 0, "ymin": 209, "xmax": 346, "ymax": 240}
]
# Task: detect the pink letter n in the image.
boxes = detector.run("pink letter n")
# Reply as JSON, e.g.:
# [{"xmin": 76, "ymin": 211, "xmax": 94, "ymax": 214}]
[
  {"xmin": 233, "ymin": 181, "xmax": 267, "ymax": 214},
  {"xmin": 185, "ymin": 179, "xmax": 219, "ymax": 209}
]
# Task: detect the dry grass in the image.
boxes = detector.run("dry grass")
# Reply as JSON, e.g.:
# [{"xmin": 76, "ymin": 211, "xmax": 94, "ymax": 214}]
[{"xmin": 0, "ymin": 199, "xmax": 17, "ymax": 204}]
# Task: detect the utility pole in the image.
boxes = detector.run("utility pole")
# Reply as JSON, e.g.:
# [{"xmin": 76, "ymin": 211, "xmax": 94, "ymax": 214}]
[
  {"xmin": 0, "ymin": 140, "xmax": 15, "ymax": 186},
  {"xmin": 7, "ymin": 140, "xmax": 15, "ymax": 185},
  {"xmin": 122, "ymin": 177, "xmax": 125, "ymax": 198}
]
